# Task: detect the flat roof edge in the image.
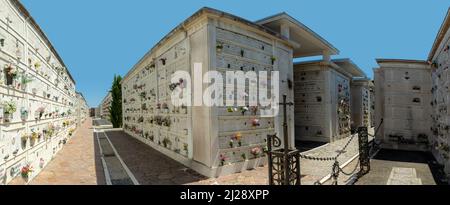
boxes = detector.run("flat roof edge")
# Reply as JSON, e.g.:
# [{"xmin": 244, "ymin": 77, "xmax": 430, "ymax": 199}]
[
  {"xmin": 256, "ymin": 12, "xmax": 340, "ymax": 55},
  {"xmin": 428, "ymin": 8, "xmax": 450, "ymax": 61},
  {"xmin": 376, "ymin": 59, "xmax": 430, "ymax": 64},
  {"xmin": 124, "ymin": 7, "xmax": 291, "ymax": 81}
]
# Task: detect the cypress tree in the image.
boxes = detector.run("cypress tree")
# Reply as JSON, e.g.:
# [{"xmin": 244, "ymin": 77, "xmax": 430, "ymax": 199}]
[{"xmin": 109, "ymin": 75, "xmax": 123, "ymax": 128}]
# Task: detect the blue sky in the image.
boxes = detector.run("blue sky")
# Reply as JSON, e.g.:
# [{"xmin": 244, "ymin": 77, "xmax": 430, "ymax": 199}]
[{"xmin": 20, "ymin": 0, "xmax": 449, "ymax": 107}]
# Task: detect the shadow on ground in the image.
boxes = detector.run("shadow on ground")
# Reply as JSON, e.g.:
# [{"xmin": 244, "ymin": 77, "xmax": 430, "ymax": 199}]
[
  {"xmin": 92, "ymin": 124, "xmax": 107, "ymax": 185},
  {"xmin": 104, "ymin": 131, "xmax": 208, "ymax": 185},
  {"xmin": 373, "ymin": 149, "xmax": 447, "ymax": 185},
  {"xmin": 296, "ymin": 140, "xmax": 327, "ymax": 152},
  {"xmin": 356, "ymin": 149, "xmax": 447, "ymax": 185}
]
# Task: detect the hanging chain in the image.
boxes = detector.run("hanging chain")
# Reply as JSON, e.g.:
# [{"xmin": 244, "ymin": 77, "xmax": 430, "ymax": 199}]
[
  {"xmin": 306, "ymin": 119, "xmax": 385, "ymax": 185},
  {"xmin": 299, "ymin": 132, "xmax": 357, "ymax": 162},
  {"xmin": 331, "ymin": 161, "xmax": 340, "ymax": 185},
  {"xmin": 339, "ymin": 160, "xmax": 361, "ymax": 176}
]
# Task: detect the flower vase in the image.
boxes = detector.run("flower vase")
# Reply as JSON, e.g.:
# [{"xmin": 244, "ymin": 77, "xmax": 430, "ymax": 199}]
[
  {"xmin": 3, "ymin": 113, "xmax": 11, "ymax": 123},
  {"xmin": 0, "ymin": 107, "xmax": 3, "ymax": 121},
  {"xmin": 20, "ymin": 108, "xmax": 28, "ymax": 122},
  {"xmin": 5, "ymin": 74, "xmax": 13, "ymax": 86},
  {"xmin": 21, "ymin": 138, "xmax": 27, "ymax": 150},
  {"xmin": 30, "ymin": 137, "xmax": 36, "ymax": 147}
]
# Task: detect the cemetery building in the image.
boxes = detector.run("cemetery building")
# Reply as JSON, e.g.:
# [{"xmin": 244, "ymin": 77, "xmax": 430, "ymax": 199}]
[
  {"xmin": 0, "ymin": 0, "xmax": 79, "ymax": 184},
  {"xmin": 374, "ymin": 8, "xmax": 450, "ymax": 181},
  {"xmin": 99, "ymin": 92, "xmax": 111, "ymax": 120},
  {"xmin": 374, "ymin": 59, "xmax": 432, "ymax": 151},
  {"xmin": 76, "ymin": 92, "xmax": 89, "ymax": 126},
  {"xmin": 294, "ymin": 58, "xmax": 366, "ymax": 143},
  {"xmin": 429, "ymin": 8, "xmax": 450, "ymax": 178},
  {"xmin": 350, "ymin": 77, "xmax": 371, "ymax": 132},
  {"xmin": 121, "ymin": 8, "xmax": 367, "ymax": 177},
  {"xmin": 369, "ymin": 81, "xmax": 376, "ymax": 128}
]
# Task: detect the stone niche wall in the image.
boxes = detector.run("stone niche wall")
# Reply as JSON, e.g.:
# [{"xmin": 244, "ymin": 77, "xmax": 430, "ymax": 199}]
[
  {"xmin": 122, "ymin": 15, "xmax": 292, "ymax": 177},
  {"xmin": 0, "ymin": 0, "xmax": 77, "ymax": 185},
  {"xmin": 370, "ymin": 85, "xmax": 376, "ymax": 128},
  {"xmin": 294, "ymin": 63, "xmax": 351, "ymax": 143},
  {"xmin": 214, "ymin": 27, "xmax": 276, "ymax": 168},
  {"xmin": 122, "ymin": 36, "xmax": 191, "ymax": 159},
  {"xmin": 430, "ymin": 26, "xmax": 450, "ymax": 174},
  {"xmin": 351, "ymin": 80, "xmax": 370, "ymax": 130},
  {"xmin": 375, "ymin": 62, "xmax": 432, "ymax": 151}
]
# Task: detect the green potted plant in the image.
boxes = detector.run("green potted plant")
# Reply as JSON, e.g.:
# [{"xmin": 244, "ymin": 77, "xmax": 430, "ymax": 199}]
[
  {"xmin": 3, "ymin": 101, "xmax": 17, "ymax": 123},
  {"xmin": 4, "ymin": 64, "xmax": 18, "ymax": 86},
  {"xmin": 19, "ymin": 74, "xmax": 33, "ymax": 91},
  {"xmin": 240, "ymin": 106, "xmax": 249, "ymax": 115},
  {"xmin": 162, "ymin": 137, "xmax": 172, "ymax": 148},
  {"xmin": 216, "ymin": 43, "xmax": 223, "ymax": 52},
  {"xmin": 241, "ymin": 153, "xmax": 247, "ymax": 161},
  {"xmin": 183, "ymin": 143, "xmax": 188, "ymax": 154},
  {"xmin": 34, "ymin": 62, "xmax": 41, "ymax": 69},
  {"xmin": 271, "ymin": 56, "xmax": 277, "ymax": 65}
]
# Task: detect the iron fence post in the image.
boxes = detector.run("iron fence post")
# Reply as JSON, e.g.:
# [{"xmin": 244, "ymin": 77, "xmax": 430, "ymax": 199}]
[{"xmin": 358, "ymin": 127, "xmax": 370, "ymax": 176}]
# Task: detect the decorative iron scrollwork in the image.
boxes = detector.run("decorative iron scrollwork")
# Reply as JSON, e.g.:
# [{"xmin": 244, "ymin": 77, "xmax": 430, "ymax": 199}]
[
  {"xmin": 358, "ymin": 127, "xmax": 370, "ymax": 176},
  {"xmin": 267, "ymin": 134, "xmax": 282, "ymax": 149}
]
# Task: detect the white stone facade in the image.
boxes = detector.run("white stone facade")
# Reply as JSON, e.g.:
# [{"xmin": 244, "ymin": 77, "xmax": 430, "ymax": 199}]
[
  {"xmin": 351, "ymin": 78, "xmax": 371, "ymax": 131},
  {"xmin": 369, "ymin": 81, "xmax": 376, "ymax": 128},
  {"xmin": 99, "ymin": 92, "xmax": 111, "ymax": 120},
  {"xmin": 76, "ymin": 92, "xmax": 88, "ymax": 126},
  {"xmin": 429, "ymin": 9, "xmax": 450, "ymax": 177},
  {"xmin": 373, "ymin": 8, "xmax": 450, "ymax": 181},
  {"xmin": 121, "ymin": 8, "xmax": 371, "ymax": 177},
  {"xmin": 121, "ymin": 8, "xmax": 296, "ymax": 177},
  {"xmin": 294, "ymin": 59, "xmax": 366, "ymax": 143},
  {"xmin": 0, "ymin": 0, "xmax": 78, "ymax": 184},
  {"xmin": 374, "ymin": 60, "xmax": 433, "ymax": 151}
]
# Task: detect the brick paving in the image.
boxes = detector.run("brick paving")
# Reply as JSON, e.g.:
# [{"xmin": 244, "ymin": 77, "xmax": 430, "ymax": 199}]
[{"xmin": 29, "ymin": 118, "xmax": 106, "ymax": 185}]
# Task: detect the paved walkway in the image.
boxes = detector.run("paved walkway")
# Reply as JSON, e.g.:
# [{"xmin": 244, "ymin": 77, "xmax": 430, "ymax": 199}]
[
  {"xmin": 356, "ymin": 150, "xmax": 440, "ymax": 185},
  {"xmin": 29, "ymin": 118, "xmax": 105, "ymax": 185},
  {"xmin": 105, "ymin": 131, "xmax": 207, "ymax": 185},
  {"xmin": 191, "ymin": 135, "xmax": 362, "ymax": 185},
  {"xmin": 93, "ymin": 119, "xmax": 112, "ymax": 127},
  {"xmin": 105, "ymin": 131, "xmax": 362, "ymax": 185}
]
